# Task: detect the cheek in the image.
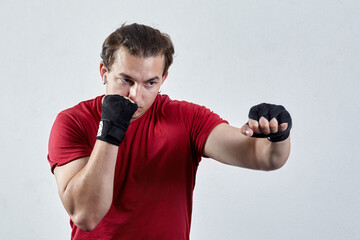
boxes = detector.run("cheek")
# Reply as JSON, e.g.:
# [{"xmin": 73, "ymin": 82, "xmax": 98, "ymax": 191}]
[
  {"xmin": 139, "ymin": 90, "xmax": 156, "ymax": 105},
  {"xmin": 147, "ymin": 92, "xmax": 159, "ymax": 105},
  {"xmin": 106, "ymin": 82, "xmax": 128, "ymax": 95}
]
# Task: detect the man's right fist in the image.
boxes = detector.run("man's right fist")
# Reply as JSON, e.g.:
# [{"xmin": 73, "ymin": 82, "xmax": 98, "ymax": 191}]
[{"xmin": 96, "ymin": 95, "xmax": 138, "ymax": 146}]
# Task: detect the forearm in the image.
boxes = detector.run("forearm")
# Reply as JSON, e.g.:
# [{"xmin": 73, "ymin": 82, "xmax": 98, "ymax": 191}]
[
  {"xmin": 254, "ymin": 137, "xmax": 291, "ymax": 171},
  {"xmin": 61, "ymin": 140, "xmax": 118, "ymax": 230}
]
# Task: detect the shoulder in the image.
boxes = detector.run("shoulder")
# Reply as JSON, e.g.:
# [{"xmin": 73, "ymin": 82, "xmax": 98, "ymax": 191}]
[
  {"xmin": 154, "ymin": 94, "xmax": 226, "ymax": 126},
  {"xmin": 154, "ymin": 94, "xmax": 207, "ymax": 115},
  {"xmin": 48, "ymin": 96, "xmax": 102, "ymax": 173},
  {"xmin": 57, "ymin": 95, "xmax": 103, "ymax": 124},
  {"xmin": 50, "ymin": 95, "xmax": 103, "ymax": 141}
]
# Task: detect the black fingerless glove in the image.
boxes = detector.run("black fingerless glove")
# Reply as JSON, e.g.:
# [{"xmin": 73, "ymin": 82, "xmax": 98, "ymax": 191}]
[
  {"xmin": 97, "ymin": 95, "xmax": 138, "ymax": 146},
  {"xmin": 248, "ymin": 103, "xmax": 292, "ymax": 142}
]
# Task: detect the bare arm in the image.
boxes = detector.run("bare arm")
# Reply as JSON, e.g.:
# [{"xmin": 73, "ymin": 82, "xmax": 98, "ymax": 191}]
[
  {"xmin": 54, "ymin": 140, "xmax": 118, "ymax": 231},
  {"xmin": 52, "ymin": 95, "xmax": 137, "ymax": 231},
  {"xmin": 204, "ymin": 123, "xmax": 290, "ymax": 170},
  {"xmin": 204, "ymin": 102, "xmax": 291, "ymax": 170}
]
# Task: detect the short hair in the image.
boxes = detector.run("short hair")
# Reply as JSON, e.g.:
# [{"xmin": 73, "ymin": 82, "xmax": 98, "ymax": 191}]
[{"xmin": 101, "ymin": 23, "xmax": 175, "ymax": 76}]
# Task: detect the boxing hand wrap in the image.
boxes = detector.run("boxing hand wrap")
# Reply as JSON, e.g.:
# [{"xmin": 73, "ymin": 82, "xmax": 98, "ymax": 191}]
[
  {"xmin": 97, "ymin": 95, "xmax": 138, "ymax": 146},
  {"xmin": 248, "ymin": 103, "xmax": 292, "ymax": 142}
]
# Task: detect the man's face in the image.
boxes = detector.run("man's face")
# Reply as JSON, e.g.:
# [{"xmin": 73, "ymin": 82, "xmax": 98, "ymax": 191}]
[{"xmin": 103, "ymin": 47, "xmax": 167, "ymax": 121}]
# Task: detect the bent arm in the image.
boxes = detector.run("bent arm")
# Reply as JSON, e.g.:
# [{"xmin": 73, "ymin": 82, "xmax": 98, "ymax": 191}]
[
  {"xmin": 203, "ymin": 123, "xmax": 290, "ymax": 171},
  {"xmin": 54, "ymin": 140, "xmax": 118, "ymax": 231}
]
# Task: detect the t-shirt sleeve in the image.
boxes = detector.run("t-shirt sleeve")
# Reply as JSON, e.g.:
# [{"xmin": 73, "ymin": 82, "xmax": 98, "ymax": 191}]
[
  {"xmin": 180, "ymin": 102, "xmax": 228, "ymax": 160},
  {"xmin": 47, "ymin": 111, "xmax": 93, "ymax": 173}
]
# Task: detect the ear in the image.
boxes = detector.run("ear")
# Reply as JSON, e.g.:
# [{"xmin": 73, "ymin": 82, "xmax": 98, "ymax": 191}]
[
  {"xmin": 100, "ymin": 62, "xmax": 108, "ymax": 82},
  {"xmin": 162, "ymin": 72, "xmax": 168, "ymax": 84}
]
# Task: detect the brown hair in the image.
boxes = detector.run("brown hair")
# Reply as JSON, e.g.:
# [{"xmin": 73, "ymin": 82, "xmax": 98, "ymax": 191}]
[{"xmin": 101, "ymin": 23, "xmax": 175, "ymax": 76}]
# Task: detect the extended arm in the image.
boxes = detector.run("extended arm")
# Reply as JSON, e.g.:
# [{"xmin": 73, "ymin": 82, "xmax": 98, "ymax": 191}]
[
  {"xmin": 204, "ymin": 123, "xmax": 290, "ymax": 170},
  {"xmin": 204, "ymin": 103, "xmax": 291, "ymax": 170}
]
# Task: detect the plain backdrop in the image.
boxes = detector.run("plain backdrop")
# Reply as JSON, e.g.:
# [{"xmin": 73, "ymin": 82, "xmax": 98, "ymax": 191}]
[{"xmin": 0, "ymin": 0, "xmax": 359, "ymax": 239}]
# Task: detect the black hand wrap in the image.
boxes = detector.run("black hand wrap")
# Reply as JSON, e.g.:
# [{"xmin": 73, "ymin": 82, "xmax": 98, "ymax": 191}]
[
  {"xmin": 97, "ymin": 95, "xmax": 138, "ymax": 146},
  {"xmin": 248, "ymin": 103, "xmax": 292, "ymax": 142}
]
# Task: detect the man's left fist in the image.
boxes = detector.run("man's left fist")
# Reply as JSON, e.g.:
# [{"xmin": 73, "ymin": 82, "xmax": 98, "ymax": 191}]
[{"xmin": 242, "ymin": 103, "xmax": 292, "ymax": 142}]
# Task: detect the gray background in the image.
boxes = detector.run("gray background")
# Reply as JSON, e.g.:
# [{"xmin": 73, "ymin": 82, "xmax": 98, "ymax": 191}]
[{"xmin": 1, "ymin": 0, "xmax": 359, "ymax": 239}]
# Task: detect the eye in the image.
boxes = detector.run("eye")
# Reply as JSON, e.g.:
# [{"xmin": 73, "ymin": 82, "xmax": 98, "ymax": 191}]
[
  {"xmin": 121, "ymin": 78, "xmax": 132, "ymax": 85},
  {"xmin": 146, "ymin": 81, "xmax": 155, "ymax": 86}
]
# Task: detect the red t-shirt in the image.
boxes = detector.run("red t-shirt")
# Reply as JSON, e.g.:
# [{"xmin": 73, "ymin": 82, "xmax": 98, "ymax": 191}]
[{"xmin": 48, "ymin": 94, "xmax": 227, "ymax": 240}]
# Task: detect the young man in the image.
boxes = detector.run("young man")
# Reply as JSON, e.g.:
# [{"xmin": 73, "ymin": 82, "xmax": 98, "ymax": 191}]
[{"xmin": 48, "ymin": 23, "xmax": 291, "ymax": 239}]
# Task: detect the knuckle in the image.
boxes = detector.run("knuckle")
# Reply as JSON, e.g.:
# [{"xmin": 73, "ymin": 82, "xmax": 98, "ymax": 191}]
[
  {"xmin": 248, "ymin": 120, "xmax": 258, "ymax": 128},
  {"xmin": 259, "ymin": 119, "xmax": 269, "ymax": 128},
  {"xmin": 279, "ymin": 123, "xmax": 288, "ymax": 131},
  {"xmin": 260, "ymin": 123, "xmax": 269, "ymax": 131},
  {"xmin": 269, "ymin": 121, "xmax": 278, "ymax": 129}
]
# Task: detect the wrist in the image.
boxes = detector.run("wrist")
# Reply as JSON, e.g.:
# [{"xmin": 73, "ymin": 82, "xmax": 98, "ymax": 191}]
[
  {"xmin": 267, "ymin": 131, "xmax": 290, "ymax": 142},
  {"xmin": 96, "ymin": 120, "xmax": 129, "ymax": 146}
]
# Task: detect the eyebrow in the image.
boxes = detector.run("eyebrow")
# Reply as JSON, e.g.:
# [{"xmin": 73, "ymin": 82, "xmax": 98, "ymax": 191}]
[
  {"xmin": 118, "ymin": 73, "xmax": 160, "ymax": 82},
  {"xmin": 118, "ymin": 73, "xmax": 133, "ymax": 79}
]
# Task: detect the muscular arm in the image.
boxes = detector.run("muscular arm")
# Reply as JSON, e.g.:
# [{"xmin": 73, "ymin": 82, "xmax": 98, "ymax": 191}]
[
  {"xmin": 52, "ymin": 95, "xmax": 137, "ymax": 231},
  {"xmin": 54, "ymin": 140, "xmax": 118, "ymax": 231},
  {"xmin": 204, "ymin": 123, "xmax": 290, "ymax": 171}
]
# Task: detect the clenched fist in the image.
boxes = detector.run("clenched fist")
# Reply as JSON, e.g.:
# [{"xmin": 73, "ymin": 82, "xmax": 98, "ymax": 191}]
[
  {"xmin": 241, "ymin": 103, "xmax": 292, "ymax": 142},
  {"xmin": 97, "ymin": 95, "xmax": 138, "ymax": 146}
]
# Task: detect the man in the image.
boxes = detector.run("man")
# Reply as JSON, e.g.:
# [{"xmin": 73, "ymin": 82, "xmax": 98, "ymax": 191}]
[{"xmin": 48, "ymin": 23, "xmax": 291, "ymax": 239}]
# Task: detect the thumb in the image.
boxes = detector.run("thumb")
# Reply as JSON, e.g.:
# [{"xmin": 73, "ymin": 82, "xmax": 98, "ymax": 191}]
[{"xmin": 240, "ymin": 123, "xmax": 253, "ymax": 137}]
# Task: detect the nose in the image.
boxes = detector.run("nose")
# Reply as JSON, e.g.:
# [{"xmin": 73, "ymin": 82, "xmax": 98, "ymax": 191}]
[{"xmin": 128, "ymin": 84, "xmax": 141, "ymax": 103}]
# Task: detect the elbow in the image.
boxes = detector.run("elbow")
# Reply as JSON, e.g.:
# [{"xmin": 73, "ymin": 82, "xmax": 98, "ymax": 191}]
[
  {"xmin": 262, "ymin": 156, "xmax": 288, "ymax": 171},
  {"xmin": 71, "ymin": 212, "xmax": 102, "ymax": 232},
  {"xmin": 60, "ymin": 190, "xmax": 111, "ymax": 231},
  {"xmin": 264, "ymin": 161, "xmax": 286, "ymax": 171},
  {"xmin": 262, "ymin": 146, "xmax": 290, "ymax": 171}
]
